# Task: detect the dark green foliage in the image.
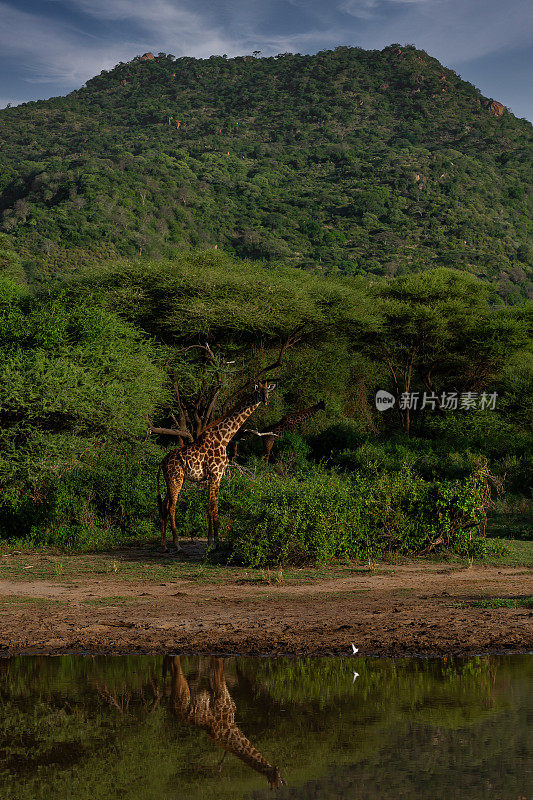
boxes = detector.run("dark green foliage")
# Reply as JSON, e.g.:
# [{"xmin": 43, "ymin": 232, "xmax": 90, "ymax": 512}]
[
  {"xmin": 0, "ymin": 281, "xmax": 166, "ymax": 545},
  {"xmin": 60, "ymin": 250, "xmax": 375, "ymax": 343},
  {"xmin": 0, "ymin": 49, "xmax": 530, "ymax": 561},
  {"xmin": 216, "ymin": 463, "xmax": 494, "ymax": 567},
  {"xmin": 0, "ymin": 47, "xmax": 531, "ymax": 297},
  {"xmin": 0, "ymin": 251, "xmax": 530, "ymax": 559},
  {"xmin": 318, "ymin": 413, "xmax": 532, "ymax": 493}
]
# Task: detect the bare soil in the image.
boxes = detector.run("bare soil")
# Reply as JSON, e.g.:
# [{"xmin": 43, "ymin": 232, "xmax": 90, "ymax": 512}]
[{"xmin": 0, "ymin": 541, "xmax": 531, "ymax": 657}]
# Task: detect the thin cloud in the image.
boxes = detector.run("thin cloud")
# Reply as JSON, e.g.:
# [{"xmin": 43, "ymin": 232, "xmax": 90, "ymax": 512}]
[
  {"xmin": 340, "ymin": 0, "xmax": 429, "ymax": 21},
  {"xmin": 339, "ymin": 0, "xmax": 533, "ymax": 63},
  {"xmin": 59, "ymin": 0, "xmax": 237, "ymax": 56},
  {"xmin": 0, "ymin": 0, "xmax": 235, "ymax": 86},
  {"xmin": 0, "ymin": 3, "xmax": 128, "ymax": 84},
  {"xmin": 0, "ymin": 0, "xmax": 530, "ymax": 118}
]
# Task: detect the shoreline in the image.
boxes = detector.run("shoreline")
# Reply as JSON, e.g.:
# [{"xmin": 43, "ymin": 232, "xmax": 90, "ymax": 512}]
[{"xmin": 1, "ymin": 559, "xmax": 531, "ymax": 658}]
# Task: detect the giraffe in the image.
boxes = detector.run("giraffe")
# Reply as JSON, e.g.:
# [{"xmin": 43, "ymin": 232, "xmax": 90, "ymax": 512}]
[
  {"xmin": 164, "ymin": 655, "xmax": 284, "ymax": 789},
  {"xmin": 157, "ymin": 381, "xmax": 275, "ymax": 551},
  {"xmin": 261, "ymin": 400, "xmax": 325, "ymax": 464}
]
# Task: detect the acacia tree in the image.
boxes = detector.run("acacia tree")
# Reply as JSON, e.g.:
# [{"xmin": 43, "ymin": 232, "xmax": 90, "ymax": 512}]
[
  {"xmin": 67, "ymin": 251, "xmax": 377, "ymax": 445},
  {"xmin": 144, "ymin": 326, "xmax": 306, "ymax": 445},
  {"xmin": 367, "ymin": 269, "xmax": 529, "ymax": 435}
]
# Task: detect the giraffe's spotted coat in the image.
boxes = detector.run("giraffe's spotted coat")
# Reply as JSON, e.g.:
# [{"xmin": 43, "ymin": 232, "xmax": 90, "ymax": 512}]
[
  {"xmin": 263, "ymin": 400, "xmax": 325, "ymax": 463},
  {"xmin": 166, "ymin": 656, "xmax": 283, "ymax": 788},
  {"xmin": 157, "ymin": 384, "xmax": 274, "ymax": 549}
]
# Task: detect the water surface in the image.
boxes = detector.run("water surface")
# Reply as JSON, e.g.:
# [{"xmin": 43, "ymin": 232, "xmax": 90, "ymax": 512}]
[{"xmin": 0, "ymin": 654, "xmax": 530, "ymax": 799}]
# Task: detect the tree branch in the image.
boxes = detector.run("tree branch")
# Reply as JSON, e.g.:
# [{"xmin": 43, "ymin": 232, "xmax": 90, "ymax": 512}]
[
  {"xmin": 243, "ymin": 429, "xmax": 279, "ymax": 437},
  {"xmin": 144, "ymin": 416, "xmax": 194, "ymax": 441},
  {"xmin": 204, "ymin": 387, "xmax": 221, "ymax": 425},
  {"xmin": 225, "ymin": 325, "xmax": 306, "ymax": 404}
]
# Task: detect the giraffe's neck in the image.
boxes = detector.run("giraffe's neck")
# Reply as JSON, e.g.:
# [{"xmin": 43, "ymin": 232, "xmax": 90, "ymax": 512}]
[
  {"xmin": 299, "ymin": 401, "xmax": 324, "ymax": 419},
  {"xmin": 294, "ymin": 404, "xmax": 317, "ymax": 423},
  {"xmin": 204, "ymin": 399, "xmax": 261, "ymax": 447},
  {"xmin": 215, "ymin": 726, "xmax": 276, "ymax": 780}
]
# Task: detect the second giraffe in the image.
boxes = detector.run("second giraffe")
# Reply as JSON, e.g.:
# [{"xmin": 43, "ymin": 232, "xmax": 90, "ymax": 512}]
[{"xmin": 261, "ymin": 399, "xmax": 325, "ymax": 464}]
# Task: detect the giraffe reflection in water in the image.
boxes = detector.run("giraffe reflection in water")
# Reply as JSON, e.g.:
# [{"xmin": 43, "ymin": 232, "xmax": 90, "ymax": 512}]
[{"xmin": 164, "ymin": 655, "xmax": 284, "ymax": 789}]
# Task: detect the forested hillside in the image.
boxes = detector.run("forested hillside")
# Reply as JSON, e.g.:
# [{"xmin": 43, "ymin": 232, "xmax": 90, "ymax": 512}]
[
  {"xmin": 0, "ymin": 45, "xmax": 531, "ymax": 299},
  {"xmin": 1, "ymin": 46, "xmax": 531, "ymax": 556}
]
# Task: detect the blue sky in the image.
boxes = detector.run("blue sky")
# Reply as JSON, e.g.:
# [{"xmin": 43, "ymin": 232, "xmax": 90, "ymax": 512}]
[{"xmin": 1, "ymin": 0, "xmax": 531, "ymax": 121}]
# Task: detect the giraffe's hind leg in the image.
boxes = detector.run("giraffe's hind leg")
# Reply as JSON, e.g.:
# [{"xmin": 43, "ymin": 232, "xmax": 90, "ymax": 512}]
[
  {"xmin": 264, "ymin": 436, "xmax": 275, "ymax": 465},
  {"xmin": 167, "ymin": 471, "xmax": 184, "ymax": 551},
  {"xmin": 165, "ymin": 656, "xmax": 191, "ymax": 714},
  {"xmin": 160, "ymin": 492, "xmax": 170, "ymax": 550},
  {"xmin": 160, "ymin": 463, "xmax": 184, "ymax": 552},
  {"xmin": 207, "ymin": 479, "xmax": 221, "ymax": 547}
]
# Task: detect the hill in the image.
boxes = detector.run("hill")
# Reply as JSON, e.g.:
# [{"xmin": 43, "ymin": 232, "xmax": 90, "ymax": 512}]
[{"xmin": 0, "ymin": 45, "xmax": 531, "ymax": 298}]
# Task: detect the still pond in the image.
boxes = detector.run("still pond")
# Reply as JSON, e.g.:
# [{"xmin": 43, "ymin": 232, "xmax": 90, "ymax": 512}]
[{"xmin": 0, "ymin": 654, "xmax": 530, "ymax": 799}]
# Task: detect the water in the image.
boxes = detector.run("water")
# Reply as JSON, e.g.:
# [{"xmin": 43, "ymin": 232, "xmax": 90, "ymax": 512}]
[{"xmin": 0, "ymin": 654, "xmax": 530, "ymax": 799}]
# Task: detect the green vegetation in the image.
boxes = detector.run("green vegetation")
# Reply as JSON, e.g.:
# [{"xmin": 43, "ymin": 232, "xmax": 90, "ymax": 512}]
[
  {"xmin": 0, "ymin": 46, "xmax": 531, "ymax": 564},
  {"xmin": 218, "ymin": 463, "xmax": 498, "ymax": 566},
  {"xmin": 1, "ymin": 250, "xmax": 531, "ymax": 563},
  {"xmin": 0, "ymin": 46, "xmax": 531, "ymax": 299},
  {"xmin": 460, "ymin": 596, "xmax": 533, "ymax": 609}
]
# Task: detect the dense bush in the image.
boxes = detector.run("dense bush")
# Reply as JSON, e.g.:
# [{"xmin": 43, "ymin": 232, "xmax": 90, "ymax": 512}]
[
  {"xmin": 326, "ymin": 421, "xmax": 532, "ymax": 490},
  {"xmin": 0, "ymin": 439, "xmax": 162, "ymax": 549},
  {"xmin": 214, "ymin": 462, "xmax": 495, "ymax": 566},
  {"xmin": 0, "ymin": 280, "xmax": 167, "ymax": 547},
  {"xmin": 0, "ymin": 258, "xmax": 529, "ymax": 558}
]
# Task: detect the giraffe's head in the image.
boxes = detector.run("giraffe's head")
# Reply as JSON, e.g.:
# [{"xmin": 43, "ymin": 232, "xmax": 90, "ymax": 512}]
[
  {"xmin": 254, "ymin": 381, "xmax": 276, "ymax": 406},
  {"xmin": 266, "ymin": 764, "xmax": 285, "ymax": 789}
]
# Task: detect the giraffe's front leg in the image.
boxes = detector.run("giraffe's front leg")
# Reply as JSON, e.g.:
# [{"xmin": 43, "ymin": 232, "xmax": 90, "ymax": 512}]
[{"xmin": 207, "ymin": 479, "xmax": 222, "ymax": 547}]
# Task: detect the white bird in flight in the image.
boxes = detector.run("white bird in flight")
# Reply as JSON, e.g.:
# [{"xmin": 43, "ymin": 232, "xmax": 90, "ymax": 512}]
[
  {"xmin": 351, "ymin": 643, "xmax": 359, "ymax": 655},
  {"xmin": 352, "ymin": 671, "xmax": 359, "ymax": 682}
]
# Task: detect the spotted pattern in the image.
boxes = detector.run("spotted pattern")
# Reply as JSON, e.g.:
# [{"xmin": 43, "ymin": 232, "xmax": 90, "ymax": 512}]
[
  {"xmin": 263, "ymin": 400, "xmax": 325, "ymax": 464},
  {"xmin": 166, "ymin": 656, "xmax": 283, "ymax": 788},
  {"xmin": 157, "ymin": 388, "xmax": 271, "ymax": 549}
]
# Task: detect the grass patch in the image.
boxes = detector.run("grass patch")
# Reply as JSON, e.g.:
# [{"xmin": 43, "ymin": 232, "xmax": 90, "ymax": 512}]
[
  {"xmin": 81, "ymin": 596, "xmax": 137, "ymax": 606},
  {"xmin": 455, "ymin": 596, "xmax": 533, "ymax": 609},
  {"xmin": 488, "ymin": 496, "xmax": 532, "ymax": 542},
  {"xmin": 0, "ymin": 538, "xmax": 530, "ymax": 589},
  {"xmin": 0, "ymin": 595, "xmax": 64, "ymax": 607},
  {"xmin": 470, "ymin": 597, "xmax": 533, "ymax": 609},
  {"xmin": 482, "ymin": 538, "xmax": 533, "ymax": 567},
  {"xmin": 414, "ymin": 538, "xmax": 533, "ymax": 568}
]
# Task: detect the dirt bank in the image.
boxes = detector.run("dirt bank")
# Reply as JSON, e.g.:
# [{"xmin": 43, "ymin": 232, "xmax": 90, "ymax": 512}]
[{"xmin": 0, "ymin": 546, "xmax": 531, "ymax": 656}]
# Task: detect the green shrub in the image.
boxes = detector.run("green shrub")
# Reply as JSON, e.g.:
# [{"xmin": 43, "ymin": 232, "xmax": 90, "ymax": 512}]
[
  {"xmin": 0, "ymin": 441, "xmax": 496, "ymax": 561},
  {"xmin": 0, "ymin": 435, "xmax": 164, "ymax": 550},
  {"xmin": 216, "ymin": 462, "xmax": 494, "ymax": 566},
  {"xmin": 273, "ymin": 432, "xmax": 312, "ymax": 472},
  {"xmin": 309, "ymin": 422, "xmax": 366, "ymax": 461}
]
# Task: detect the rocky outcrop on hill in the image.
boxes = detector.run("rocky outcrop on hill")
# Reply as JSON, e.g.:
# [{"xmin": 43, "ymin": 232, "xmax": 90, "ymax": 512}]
[{"xmin": 487, "ymin": 100, "xmax": 505, "ymax": 117}]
